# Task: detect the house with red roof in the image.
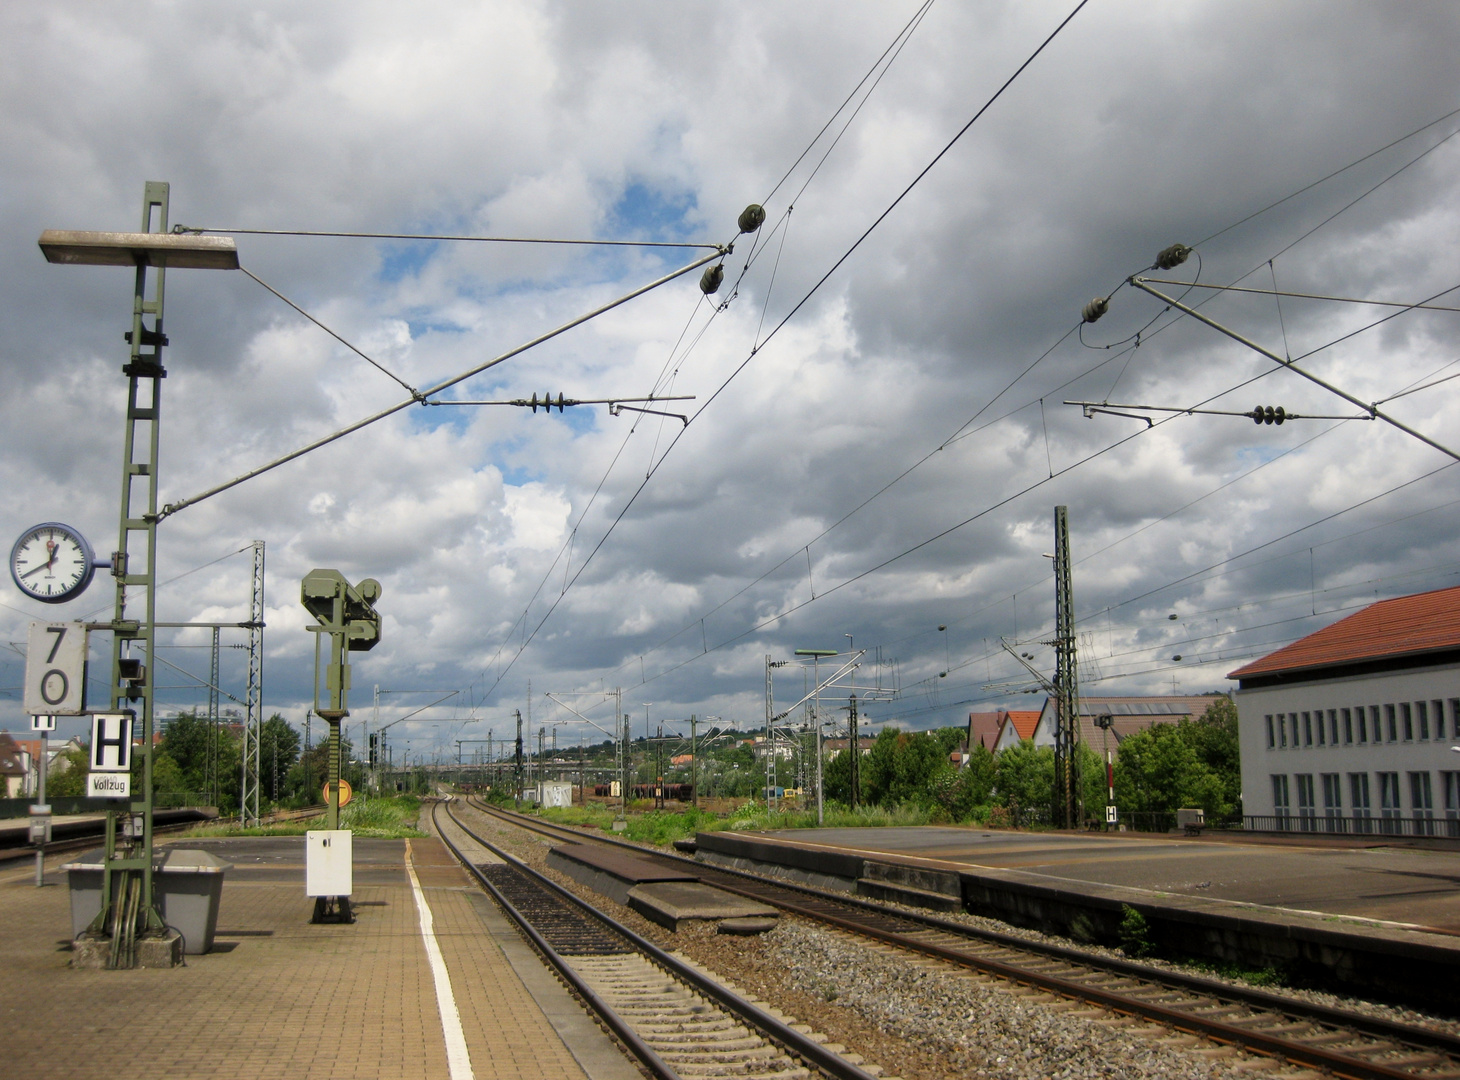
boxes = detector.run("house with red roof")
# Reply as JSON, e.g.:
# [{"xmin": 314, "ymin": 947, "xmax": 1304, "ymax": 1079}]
[
  {"xmin": 990, "ymin": 709, "xmax": 1043, "ymax": 753},
  {"xmin": 1228, "ymin": 584, "xmax": 1460, "ymax": 831}
]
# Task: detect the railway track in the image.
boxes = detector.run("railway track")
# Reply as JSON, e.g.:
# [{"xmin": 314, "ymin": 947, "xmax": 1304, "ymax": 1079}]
[
  {"xmin": 431, "ymin": 798, "xmax": 886, "ymax": 1080},
  {"xmin": 0, "ymin": 804, "xmax": 329, "ymax": 865},
  {"xmin": 470, "ymin": 799, "xmax": 1460, "ymax": 1080}
]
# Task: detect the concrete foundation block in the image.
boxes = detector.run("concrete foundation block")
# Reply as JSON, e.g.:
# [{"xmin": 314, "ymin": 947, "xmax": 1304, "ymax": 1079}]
[{"xmin": 70, "ymin": 930, "xmax": 183, "ymax": 969}]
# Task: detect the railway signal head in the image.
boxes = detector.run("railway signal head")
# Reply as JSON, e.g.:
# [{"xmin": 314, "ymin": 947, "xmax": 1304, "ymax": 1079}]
[{"xmin": 301, "ymin": 568, "xmax": 383, "ymax": 651}]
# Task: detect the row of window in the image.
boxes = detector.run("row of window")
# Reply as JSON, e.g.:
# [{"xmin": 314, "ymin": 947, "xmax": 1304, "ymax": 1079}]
[
  {"xmin": 1263, "ymin": 700, "xmax": 1458, "ymax": 750},
  {"xmin": 1270, "ymin": 769, "xmax": 1457, "ymax": 818}
]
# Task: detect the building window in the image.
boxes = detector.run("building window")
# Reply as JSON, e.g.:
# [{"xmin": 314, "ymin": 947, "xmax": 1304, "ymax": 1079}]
[
  {"xmin": 1295, "ymin": 774, "xmax": 1316, "ymax": 831},
  {"xmin": 1321, "ymin": 773, "xmax": 1342, "ymax": 829},
  {"xmin": 1433, "ymin": 700, "xmax": 1445, "ymax": 740},
  {"xmin": 1369, "ymin": 705, "xmax": 1381, "ymax": 743},
  {"xmin": 1417, "ymin": 701, "xmax": 1430, "ymax": 741},
  {"xmin": 1302, "ymin": 712, "xmax": 1312, "ymax": 747},
  {"xmin": 1349, "ymin": 773, "xmax": 1372, "ymax": 834},
  {"xmin": 1385, "ymin": 704, "xmax": 1398, "ymax": 743},
  {"xmin": 1342, "ymin": 708, "xmax": 1353, "ymax": 745},
  {"xmin": 1278, "ymin": 713, "xmax": 1287, "ymax": 748},
  {"xmin": 1410, "ymin": 772, "xmax": 1435, "ymax": 836},
  {"xmin": 1444, "ymin": 772, "xmax": 1460, "ymax": 837},
  {"xmin": 1378, "ymin": 772, "xmax": 1402, "ymax": 832},
  {"xmin": 1265, "ymin": 715, "xmax": 1275, "ymax": 749},
  {"xmin": 1401, "ymin": 703, "xmax": 1414, "ymax": 742},
  {"xmin": 1291, "ymin": 713, "xmax": 1301, "ymax": 748},
  {"xmin": 1315, "ymin": 710, "xmax": 1326, "ymax": 746},
  {"xmin": 1328, "ymin": 709, "xmax": 1339, "ymax": 745},
  {"xmin": 1451, "ymin": 698, "xmax": 1460, "ymax": 739},
  {"xmin": 1272, "ymin": 774, "xmax": 1290, "ymax": 826}
]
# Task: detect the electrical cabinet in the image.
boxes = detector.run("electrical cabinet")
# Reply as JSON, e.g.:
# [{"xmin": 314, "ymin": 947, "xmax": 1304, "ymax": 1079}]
[{"xmin": 306, "ymin": 829, "xmax": 352, "ymax": 897}]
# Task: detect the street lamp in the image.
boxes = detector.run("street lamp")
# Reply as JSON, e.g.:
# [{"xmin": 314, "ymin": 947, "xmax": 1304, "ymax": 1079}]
[{"xmin": 39, "ymin": 184, "xmax": 238, "ymax": 968}]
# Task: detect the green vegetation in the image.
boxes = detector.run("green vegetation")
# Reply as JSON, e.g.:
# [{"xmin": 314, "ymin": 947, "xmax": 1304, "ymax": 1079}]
[
  {"xmin": 487, "ymin": 696, "xmax": 1244, "ymax": 836},
  {"xmin": 1118, "ymin": 904, "xmax": 1154, "ymax": 957},
  {"xmin": 1113, "ymin": 697, "xmax": 1242, "ymax": 823},
  {"xmin": 533, "ymin": 798, "xmax": 940, "ymax": 846},
  {"xmin": 185, "ymin": 794, "xmax": 426, "ymax": 838}
]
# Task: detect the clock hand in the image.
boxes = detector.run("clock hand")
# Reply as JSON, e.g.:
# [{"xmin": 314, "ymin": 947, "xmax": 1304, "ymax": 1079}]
[{"xmin": 20, "ymin": 561, "xmax": 54, "ymax": 579}]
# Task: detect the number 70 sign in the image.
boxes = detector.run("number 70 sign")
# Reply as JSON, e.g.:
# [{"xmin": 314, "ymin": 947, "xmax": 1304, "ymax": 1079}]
[{"xmin": 24, "ymin": 621, "xmax": 87, "ymax": 716}]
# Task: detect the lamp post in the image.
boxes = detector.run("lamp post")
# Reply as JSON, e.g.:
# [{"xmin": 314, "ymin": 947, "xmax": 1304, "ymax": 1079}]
[{"xmin": 38, "ymin": 184, "xmax": 238, "ymax": 967}]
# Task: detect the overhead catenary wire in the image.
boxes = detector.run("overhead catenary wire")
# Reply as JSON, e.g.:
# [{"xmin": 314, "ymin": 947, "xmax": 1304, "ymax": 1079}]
[
  {"xmin": 155, "ymin": 249, "xmax": 722, "ymax": 521},
  {"xmin": 459, "ymin": 0, "xmax": 1094, "ymax": 707},
  {"xmin": 595, "ymin": 113, "xmax": 1460, "ymax": 694},
  {"xmin": 176, "ymin": 226, "xmax": 720, "ymax": 250},
  {"xmin": 241, "ymin": 266, "xmax": 418, "ymax": 395}
]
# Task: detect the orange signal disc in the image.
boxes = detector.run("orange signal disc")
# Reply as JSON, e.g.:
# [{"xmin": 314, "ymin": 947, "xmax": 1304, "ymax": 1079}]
[{"xmin": 323, "ymin": 779, "xmax": 353, "ymax": 808}]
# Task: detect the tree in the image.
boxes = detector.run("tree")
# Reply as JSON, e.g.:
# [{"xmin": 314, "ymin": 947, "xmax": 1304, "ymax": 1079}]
[
  {"xmin": 994, "ymin": 740, "xmax": 1054, "ymax": 823},
  {"xmin": 1114, "ymin": 716, "xmax": 1232, "ymax": 820},
  {"xmin": 259, "ymin": 714, "xmax": 301, "ymax": 801},
  {"xmin": 45, "ymin": 746, "xmax": 90, "ymax": 798},
  {"xmin": 862, "ymin": 728, "xmax": 948, "ymax": 808}
]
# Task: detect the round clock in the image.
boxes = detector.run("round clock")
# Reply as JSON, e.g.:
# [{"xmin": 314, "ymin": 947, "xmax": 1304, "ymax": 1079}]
[{"xmin": 10, "ymin": 522, "xmax": 103, "ymax": 604}]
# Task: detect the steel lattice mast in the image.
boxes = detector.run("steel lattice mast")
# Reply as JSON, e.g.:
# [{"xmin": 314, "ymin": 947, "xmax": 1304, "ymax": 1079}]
[
  {"xmin": 240, "ymin": 540, "xmax": 265, "ymax": 825},
  {"xmin": 1052, "ymin": 506, "xmax": 1080, "ymax": 829}
]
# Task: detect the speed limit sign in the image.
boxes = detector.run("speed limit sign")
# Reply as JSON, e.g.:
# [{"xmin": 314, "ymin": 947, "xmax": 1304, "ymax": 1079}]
[{"xmin": 23, "ymin": 621, "xmax": 86, "ymax": 715}]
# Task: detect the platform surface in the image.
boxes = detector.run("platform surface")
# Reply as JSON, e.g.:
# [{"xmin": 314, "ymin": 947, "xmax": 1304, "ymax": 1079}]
[
  {"xmin": 760, "ymin": 826, "xmax": 1460, "ymax": 933},
  {"xmin": 552, "ymin": 842, "xmax": 700, "ymax": 884},
  {"xmin": 0, "ymin": 831, "xmax": 621, "ymax": 1080}
]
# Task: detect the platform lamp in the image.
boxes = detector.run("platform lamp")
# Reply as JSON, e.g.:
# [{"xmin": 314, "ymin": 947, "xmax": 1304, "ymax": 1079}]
[
  {"xmin": 795, "ymin": 649, "xmax": 839, "ymax": 824},
  {"xmin": 38, "ymin": 183, "xmax": 239, "ymax": 967}
]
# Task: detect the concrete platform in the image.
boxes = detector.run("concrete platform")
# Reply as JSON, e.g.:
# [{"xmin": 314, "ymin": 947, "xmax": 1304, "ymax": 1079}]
[
  {"xmin": 697, "ymin": 826, "xmax": 1460, "ymax": 1010},
  {"xmin": 626, "ymin": 880, "xmax": 778, "ymax": 931},
  {"xmin": 547, "ymin": 842, "xmax": 698, "ymax": 904},
  {"xmin": 0, "ymin": 829, "xmax": 639, "ymax": 1080}
]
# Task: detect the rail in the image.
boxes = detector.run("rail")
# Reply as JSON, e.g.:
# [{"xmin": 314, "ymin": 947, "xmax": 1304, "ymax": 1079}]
[
  {"xmin": 435, "ymin": 798, "xmax": 881, "ymax": 1080},
  {"xmin": 473, "ymin": 800, "xmax": 1460, "ymax": 1080}
]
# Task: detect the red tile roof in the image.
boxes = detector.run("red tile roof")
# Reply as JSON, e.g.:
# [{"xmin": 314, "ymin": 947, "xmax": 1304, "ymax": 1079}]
[
  {"xmin": 1004, "ymin": 710, "xmax": 1041, "ymax": 740},
  {"xmin": 1228, "ymin": 584, "xmax": 1460, "ymax": 680}
]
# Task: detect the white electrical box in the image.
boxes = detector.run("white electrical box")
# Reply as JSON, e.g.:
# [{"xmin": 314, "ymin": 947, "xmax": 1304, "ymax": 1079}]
[{"xmin": 306, "ymin": 830, "xmax": 353, "ymax": 897}]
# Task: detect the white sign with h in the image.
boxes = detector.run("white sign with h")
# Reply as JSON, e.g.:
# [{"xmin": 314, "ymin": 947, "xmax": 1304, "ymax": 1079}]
[{"xmin": 90, "ymin": 712, "xmax": 134, "ymax": 772}]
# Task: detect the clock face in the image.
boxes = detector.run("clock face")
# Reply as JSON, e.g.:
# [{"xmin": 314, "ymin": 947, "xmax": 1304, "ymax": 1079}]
[{"xmin": 10, "ymin": 523, "xmax": 97, "ymax": 604}]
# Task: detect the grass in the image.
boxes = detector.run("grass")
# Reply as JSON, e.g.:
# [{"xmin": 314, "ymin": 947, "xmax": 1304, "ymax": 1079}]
[
  {"xmin": 183, "ymin": 795, "xmax": 427, "ymax": 839},
  {"xmin": 529, "ymin": 799, "xmax": 940, "ymax": 847}
]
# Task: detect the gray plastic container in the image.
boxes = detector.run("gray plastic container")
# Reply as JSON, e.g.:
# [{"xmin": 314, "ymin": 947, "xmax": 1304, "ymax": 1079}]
[{"xmin": 63, "ymin": 847, "xmax": 233, "ymax": 954}]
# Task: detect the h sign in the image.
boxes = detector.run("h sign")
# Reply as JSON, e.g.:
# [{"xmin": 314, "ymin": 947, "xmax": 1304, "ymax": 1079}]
[
  {"xmin": 90, "ymin": 712, "xmax": 134, "ymax": 772},
  {"xmin": 23, "ymin": 621, "xmax": 86, "ymax": 716}
]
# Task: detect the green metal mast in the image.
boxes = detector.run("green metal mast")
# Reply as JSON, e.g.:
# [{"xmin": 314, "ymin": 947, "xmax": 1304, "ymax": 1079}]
[
  {"xmin": 1052, "ymin": 505, "xmax": 1080, "ymax": 829},
  {"xmin": 93, "ymin": 182, "xmax": 172, "ymax": 965}
]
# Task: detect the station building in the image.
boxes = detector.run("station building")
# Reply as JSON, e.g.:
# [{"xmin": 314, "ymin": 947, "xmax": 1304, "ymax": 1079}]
[{"xmin": 1229, "ymin": 584, "xmax": 1460, "ymax": 833}]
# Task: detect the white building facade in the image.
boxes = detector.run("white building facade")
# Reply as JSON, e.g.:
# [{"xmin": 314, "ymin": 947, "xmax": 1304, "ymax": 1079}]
[{"xmin": 1230, "ymin": 586, "xmax": 1460, "ymax": 834}]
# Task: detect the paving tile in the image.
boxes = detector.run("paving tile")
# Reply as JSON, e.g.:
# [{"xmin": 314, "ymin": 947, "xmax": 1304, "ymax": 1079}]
[{"xmin": 0, "ymin": 840, "xmax": 591, "ymax": 1080}]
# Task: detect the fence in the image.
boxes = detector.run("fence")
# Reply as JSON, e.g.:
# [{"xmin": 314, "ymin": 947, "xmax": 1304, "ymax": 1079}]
[{"xmin": 1244, "ymin": 813, "xmax": 1460, "ymax": 838}]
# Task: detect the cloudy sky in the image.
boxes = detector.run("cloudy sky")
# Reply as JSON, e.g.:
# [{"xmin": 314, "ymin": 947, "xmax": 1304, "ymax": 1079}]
[{"xmin": 3, "ymin": 1, "xmax": 1459, "ymax": 760}]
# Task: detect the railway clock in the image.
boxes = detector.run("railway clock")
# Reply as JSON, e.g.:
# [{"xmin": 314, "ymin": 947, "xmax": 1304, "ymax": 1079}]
[{"xmin": 10, "ymin": 522, "xmax": 106, "ymax": 604}]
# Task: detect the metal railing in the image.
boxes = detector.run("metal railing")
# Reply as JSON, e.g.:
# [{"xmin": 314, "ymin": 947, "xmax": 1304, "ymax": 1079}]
[{"xmin": 1245, "ymin": 813, "xmax": 1459, "ymax": 837}]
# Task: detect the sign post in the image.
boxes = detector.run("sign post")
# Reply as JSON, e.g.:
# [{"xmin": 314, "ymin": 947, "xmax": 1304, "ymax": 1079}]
[{"xmin": 30, "ymin": 713, "xmax": 57, "ymax": 887}]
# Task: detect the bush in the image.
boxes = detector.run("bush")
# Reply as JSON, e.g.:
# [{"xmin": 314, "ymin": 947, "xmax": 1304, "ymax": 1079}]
[{"xmin": 1118, "ymin": 904, "xmax": 1153, "ymax": 957}]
